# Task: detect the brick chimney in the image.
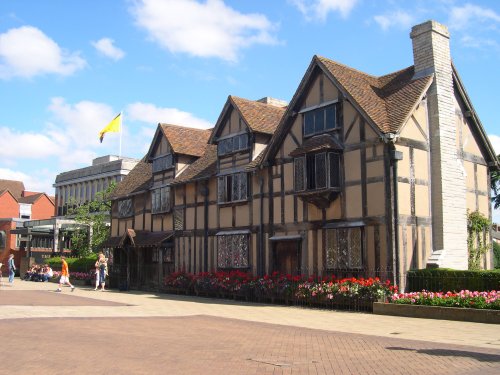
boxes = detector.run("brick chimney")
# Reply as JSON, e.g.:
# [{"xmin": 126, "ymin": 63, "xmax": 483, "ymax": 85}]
[{"xmin": 410, "ymin": 20, "xmax": 468, "ymax": 269}]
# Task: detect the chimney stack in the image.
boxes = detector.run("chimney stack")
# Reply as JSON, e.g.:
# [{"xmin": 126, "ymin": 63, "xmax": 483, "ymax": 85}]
[{"xmin": 410, "ymin": 20, "xmax": 468, "ymax": 269}]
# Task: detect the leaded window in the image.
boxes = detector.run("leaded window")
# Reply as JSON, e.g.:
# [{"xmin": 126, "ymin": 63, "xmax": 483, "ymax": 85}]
[
  {"xmin": 118, "ymin": 199, "xmax": 133, "ymax": 218},
  {"xmin": 303, "ymin": 104, "xmax": 338, "ymax": 137},
  {"xmin": 174, "ymin": 208, "xmax": 184, "ymax": 230},
  {"xmin": 294, "ymin": 152, "xmax": 341, "ymax": 191},
  {"xmin": 218, "ymin": 172, "xmax": 248, "ymax": 203},
  {"xmin": 151, "ymin": 186, "xmax": 171, "ymax": 214},
  {"xmin": 218, "ymin": 133, "xmax": 249, "ymax": 156},
  {"xmin": 325, "ymin": 227, "xmax": 363, "ymax": 269},
  {"xmin": 217, "ymin": 234, "xmax": 249, "ymax": 269},
  {"xmin": 152, "ymin": 154, "xmax": 173, "ymax": 173}
]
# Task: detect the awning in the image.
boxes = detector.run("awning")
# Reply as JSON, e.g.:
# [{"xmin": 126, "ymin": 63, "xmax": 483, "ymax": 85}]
[
  {"xmin": 216, "ymin": 230, "xmax": 251, "ymax": 236},
  {"xmin": 289, "ymin": 134, "xmax": 343, "ymax": 157},
  {"xmin": 101, "ymin": 230, "xmax": 174, "ymax": 248}
]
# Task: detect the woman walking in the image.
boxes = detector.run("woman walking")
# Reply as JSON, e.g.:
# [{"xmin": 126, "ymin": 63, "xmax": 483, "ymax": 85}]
[{"xmin": 8, "ymin": 254, "xmax": 16, "ymax": 284}]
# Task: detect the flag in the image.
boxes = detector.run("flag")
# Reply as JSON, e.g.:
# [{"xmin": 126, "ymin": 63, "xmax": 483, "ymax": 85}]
[{"xmin": 99, "ymin": 113, "xmax": 121, "ymax": 143}]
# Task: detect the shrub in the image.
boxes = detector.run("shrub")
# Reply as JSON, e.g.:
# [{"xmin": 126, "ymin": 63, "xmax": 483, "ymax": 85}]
[
  {"xmin": 45, "ymin": 254, "xmax": 98, "ymax": 273},
  {"xmin": 494, "ymin": 242, "xmax": 500, "ymax": 269},
  {"xmin": 406, "ymin": 268, "xmax": 500, "ymax": 292}
]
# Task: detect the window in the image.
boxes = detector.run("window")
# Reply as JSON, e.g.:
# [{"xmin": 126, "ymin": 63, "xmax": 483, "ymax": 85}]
[
  {"xmin": 325, "ymin": 227, "xmax": 363, "ymax": 269},
  {"xmin": 152, "ymin": 154, "xmax": 173, "ymax": 173},
  {"xmin": 294, "ymin": 152, "xmax": 340, "ymax": 191},
  {"xmin": 0, "ymin": 231, "xmax": 6, "ymax": 249},
  {"xmin": 303, "ymin": 104, "xmax": 338, "ymax": 137},
  {"xmin": 218, "ymin": 172, "xmax": 248, "ymax": 203},
  {"xmin": 152, "ymin": 186, "xmax": 171, "ymax": 214},
  {"xmin": 217, "ymin": 234, "xmax": 249, "ymax": 269},
  {"xmin": 118, "ymin": 199, "xmax": 133, "ymax": 218},
  {"xmin": 218, "ymin": 133, "xmax": 249, "ymax": 156},
  {"xmin": 174, "ymin": 208, "xmax": 184, "ymax": 230}
]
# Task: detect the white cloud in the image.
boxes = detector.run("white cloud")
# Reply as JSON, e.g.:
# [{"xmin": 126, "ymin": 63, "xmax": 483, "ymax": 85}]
[
  {"xmin": 126, "ymin": 102, "xmax": 212, "ymax": 129},
  {"xmin": 92, "ymin": 38, "xmax": 125, "ymax": 60},
  {"xmin": 289, "ymin": 0, "xmax": 358, "ymax": 21},
  {"xmin": 0, "ymin": 26, "xmax": 86, "ymax": 79},
  {"xmin": 0, "ymin": 127, "xmax": 61, "ymax": 159},
  {"xmin": 0, "ymin": 167, "xmax": 56, "ymax": 196},
  {"xmin": 449, "ymin": 4, "xmax": 500, "ymax": 30},
  {"xmin": 489, "ymin": 134, "xmax": 500, "ymax": 155},
  {"xmin": 374, "ymin": 10, "xmax": 414, "ymax": 31},
  {"xmin": 130, "ymin": 0, "xmax": 278, "ymax": 62},
  {"xmin": 460, "ymin": 35, "xmax": 498, "ymax": 49}
]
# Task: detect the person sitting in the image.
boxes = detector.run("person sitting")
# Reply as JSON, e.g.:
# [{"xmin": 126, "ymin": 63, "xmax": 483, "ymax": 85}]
[{"xmin": 41, "ymin": 265, "xmax": 53, "ymax": 282}]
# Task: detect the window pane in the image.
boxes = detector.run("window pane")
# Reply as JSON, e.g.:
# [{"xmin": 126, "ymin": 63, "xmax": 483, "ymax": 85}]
[
  {"xmin": 338, "ymin": 229, "xmax": 349, "ymax": 268},
  {"xmin": 217, "ymin": 177, "xmax": 226, "ymax": 203},
  {"xmin": 329, "ymin": 153, "xmax": 340, "ymax": 188},
  {"xmin": 315, "ymin": 153, "xmax": 327, "ymax": 189},
  {"xmin": 325, "ymin": 106, "xmax": 336, "ymax": 129},
  {"xmin": 304, "ymin": 112, "xmax": 314, "ymax": 136},
  {"xmin": 349, "ymin": 228, "xmax": 362, "ymax": 268},
  {"xmin": 240, "ymin": 134, "xmax": 248, "ymax": 150},
  {"xmin": 217, "ymin": 236, "xmax": 231, "ymax": 268},
  {"xmin": 314, "ymin": 109, "xmax": 325, "ymax": 133},
  {"xmin": 225, "ymin": 138, "xmax": 233, "ymax": 154},
  {"xmin": 231, "ymin": 174, "xmax": 239, "ymax": 201},
  {"xmin": 325, "ymin": 229, "xmax": 337, "ymax": 269},
  {"xmin": 294, "ymin": 157, "xmax": 305, "ymax": 191},
  {"xmin": 306, "ymin": 154, "xmax": 316, "ymax": 189},
  {"xmin": 218, "ymin": 140, "xmax": 225, "ymax": 156}
]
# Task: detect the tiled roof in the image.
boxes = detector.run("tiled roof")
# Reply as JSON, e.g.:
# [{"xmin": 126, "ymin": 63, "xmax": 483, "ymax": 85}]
[
  {"xmin": 317, "ymin": 56, "xmax": 433, "ymax": 133},
  {"xmin": 159, "ymin": 124, "xmax": 212, "ymax": 157},
  {"xmin": 18, "ymin": 193, "xmax": 44, "ymax": 204},
  {"xmin": 230, "ymin": 96, "xmax": 286, "ymax": 135},
  {"xmin": 110, "ymin": 159, "xmax": 152, "ymax": 199},
  {"xmin": 172, "ymin": 145, "xmax": 217, "ymax": 185},
  {"xmin": 0, "ymin": 179, "xmax": 25, "ymax": 199},
  {"xmin": 245, "ymin": 148, "xmax": 266, "ymax": 171},
  {"xmin": 289, "ymin": 134, "xmax": 343, "ymax": 157}
]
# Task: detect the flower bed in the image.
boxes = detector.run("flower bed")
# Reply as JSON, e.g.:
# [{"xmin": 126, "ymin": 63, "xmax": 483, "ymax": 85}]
[
  {"xmin": 50, "ymin": 271, "xmax": 94, "ymax": 285},
  {"xmin": 391, "ymin": 290, "xmax": 500, "ymax": 309},
  {"xmin": 373, "ymin": 289, "xmax": 500, "ymax": 324},
  {"xmin": 163, "ymin": 270, "xmax": 395, "ymax": 311}
]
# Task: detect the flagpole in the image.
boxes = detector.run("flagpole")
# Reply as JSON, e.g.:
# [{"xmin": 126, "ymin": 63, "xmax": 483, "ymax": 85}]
[{"xmin": 119, "ymin": 110, "xmax": 123, "ymax": 158}]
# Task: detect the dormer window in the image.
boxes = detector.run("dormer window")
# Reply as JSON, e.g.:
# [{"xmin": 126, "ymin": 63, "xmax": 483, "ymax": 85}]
[
  {"xmin": 218, "ymin": 133, "xmax": 249, "ymax": 156},
  {"xmin": 303, "ymin": 103, "xmax": 338, "ymax": 137},
  {"xmin": 152, "ymin": 154, "xmax": 173, "ymax": 173}
]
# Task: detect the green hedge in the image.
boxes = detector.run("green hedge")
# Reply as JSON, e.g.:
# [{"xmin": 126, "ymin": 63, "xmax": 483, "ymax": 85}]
[
  {"xmin": 45, "ymin": 254, "xmax": 98, "ymax": 272},
  {"xmin": 406, "ymin": 268, "xmax": 500, "ymax": 292},
  {"xmin": 494, "ymin": 242, "xmax": 500, "ymax": 269}
]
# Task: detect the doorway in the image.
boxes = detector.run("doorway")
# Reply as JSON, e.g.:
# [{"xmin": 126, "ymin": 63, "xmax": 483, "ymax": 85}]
[{"xmin": 273, "ymin": 240, "xmax": 301, "ymax": 275}]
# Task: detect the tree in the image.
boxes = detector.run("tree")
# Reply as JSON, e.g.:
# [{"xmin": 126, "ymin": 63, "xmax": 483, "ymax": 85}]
[{"xmin": 67, "ymin": 182, "xmax": 116, "ymax": 256}]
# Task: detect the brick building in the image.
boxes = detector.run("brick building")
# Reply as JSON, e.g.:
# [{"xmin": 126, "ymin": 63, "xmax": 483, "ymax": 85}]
[{"xmin": 0, "ymin": 179, "xmax": 55, "ymax": 269}]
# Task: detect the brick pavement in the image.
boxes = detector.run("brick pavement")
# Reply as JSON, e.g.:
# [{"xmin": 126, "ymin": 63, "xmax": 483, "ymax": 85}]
[{"xmin": 1, "ymin": 279, "xmax": 500, "ymax": 374}]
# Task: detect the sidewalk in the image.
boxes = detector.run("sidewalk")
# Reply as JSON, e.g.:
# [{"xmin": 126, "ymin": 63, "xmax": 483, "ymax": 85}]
[{"xmin": 2, "ymin": 277, "xmax": 500, "ymax": 350}]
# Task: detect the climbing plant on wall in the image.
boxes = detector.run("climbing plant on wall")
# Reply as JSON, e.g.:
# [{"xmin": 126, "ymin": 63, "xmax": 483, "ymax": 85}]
[{"xmin": 467, "ymin": 210, "xmax": 491, "ymax": 271}]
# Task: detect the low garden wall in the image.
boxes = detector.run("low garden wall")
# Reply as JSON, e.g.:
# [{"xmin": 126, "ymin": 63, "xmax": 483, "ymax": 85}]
[{"xmin": 373, "ymin": 302, "xmax": 500, "ymax": 324}]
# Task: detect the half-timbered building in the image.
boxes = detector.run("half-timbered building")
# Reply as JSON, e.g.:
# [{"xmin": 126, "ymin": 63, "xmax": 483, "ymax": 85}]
[{"xmin": 106, "ymin": 20, "xmax": 499, "ymax": 290}]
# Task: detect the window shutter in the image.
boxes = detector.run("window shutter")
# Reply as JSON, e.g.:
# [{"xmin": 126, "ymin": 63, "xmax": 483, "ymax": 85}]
[
  {"xmin": 294, "ymin": 157, "xmax": 305, "ymax": 191},
  {"xmin": 315, "ymin": 153, "xmax": 327, "ymax": 189}
]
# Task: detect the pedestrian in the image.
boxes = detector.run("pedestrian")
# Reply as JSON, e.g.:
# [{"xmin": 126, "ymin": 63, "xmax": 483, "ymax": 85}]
[
  {"xmin": 94, "ymin": 254, "xmax": 101, "ymax": 290},
  {"xmin": 56, "ymin": 256, "xmax": 75, "ymax": 292},
  {"xmin": 98, "ymin": 254, "xmax": 108, "ymax": 291},
  {"xmin": 8, "ymin": 254, "xmax": 16, "ymax": 284},
  {"xmin": 0, "ymin": 262, "xmax": 3, "ymax": 284}
]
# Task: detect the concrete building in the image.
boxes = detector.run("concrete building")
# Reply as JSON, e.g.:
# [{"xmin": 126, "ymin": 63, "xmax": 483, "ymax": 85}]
[
  {"xmin": 106, "ymin": 20, "xmax": 498, "ymax": 290},
  {"xmin": 54, "ymin": 155, "xmax": 139, "ymax": 217}
]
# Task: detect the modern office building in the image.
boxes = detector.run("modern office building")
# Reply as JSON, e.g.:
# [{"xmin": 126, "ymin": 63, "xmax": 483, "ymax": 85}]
[{"xmin": 54, "ymin": 155, "xmax": 139, "ymax": 217}]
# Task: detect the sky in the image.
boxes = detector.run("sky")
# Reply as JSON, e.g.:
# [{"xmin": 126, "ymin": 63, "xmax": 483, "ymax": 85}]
[{"xmin": 0, "ymin": 0, "xmax": 499, "ymax": 221}]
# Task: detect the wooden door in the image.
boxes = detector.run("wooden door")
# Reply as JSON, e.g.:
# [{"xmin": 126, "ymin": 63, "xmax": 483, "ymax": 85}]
[{"xmin": 273, "ymin": 241, "xmax": 300, "ymax": 275}]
